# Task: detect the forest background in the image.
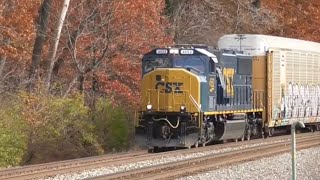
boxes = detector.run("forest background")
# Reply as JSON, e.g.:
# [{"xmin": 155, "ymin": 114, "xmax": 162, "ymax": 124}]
[{"xmin": 0, "ymin": 0, "xmax": 319, "ymax": 167}]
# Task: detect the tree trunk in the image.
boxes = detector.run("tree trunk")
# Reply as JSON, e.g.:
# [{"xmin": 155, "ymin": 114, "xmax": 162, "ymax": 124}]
[
  {"xmin": 45, "ymin": 0, "xmax": 70, "ymax": 92},
  {"xmin": 0, "ymin": 54, "xmax": 6, "ymax": 78},
  {"xmin": 29, "ymin": 0, "xmax": 52, "ymax": 91},
  {"xmin": 0, "ymin": 55, "xmax": 6, "ymax": 92},
  {"xmin": 79, "ymin": 73, "xmax": 85, "ymax": 94}
]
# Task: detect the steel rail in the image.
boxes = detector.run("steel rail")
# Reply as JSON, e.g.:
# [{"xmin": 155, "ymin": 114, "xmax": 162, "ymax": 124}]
[{"xmin": 91, "ymin": 134, "xmax": 320, "ymax": 180}]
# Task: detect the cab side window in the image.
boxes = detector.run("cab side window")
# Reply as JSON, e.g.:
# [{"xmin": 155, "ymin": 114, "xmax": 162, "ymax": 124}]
[
  {"xmin": 209, "ymin": 60, "xmax": 215, "ymax": 73},
  {"xmin": 237, "ymin": 58, "xmax": 252, "ymax": 75}
]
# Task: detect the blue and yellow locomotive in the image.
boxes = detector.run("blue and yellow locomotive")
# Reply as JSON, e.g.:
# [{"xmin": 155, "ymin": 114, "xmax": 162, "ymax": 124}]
[{"xmin": 135, "ymin": 45, "xmax": 264, "ymax": 150}]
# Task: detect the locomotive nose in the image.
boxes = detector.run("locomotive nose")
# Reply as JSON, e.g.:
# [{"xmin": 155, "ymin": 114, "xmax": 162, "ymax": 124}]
[{"xmin": 141, "ymin": 68, "xmax": 201, "ymax": 113}]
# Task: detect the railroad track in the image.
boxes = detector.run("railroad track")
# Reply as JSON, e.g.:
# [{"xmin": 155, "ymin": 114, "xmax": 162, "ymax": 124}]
[
  {"xmin": 0, "ymin": 151, "xmax": 147, "ymax": 180},
  {"xmin": 0, "ymin": 132, "xmax": 319, "ymax": 180},
  {"xmin": 92, "ymin": 133, "xmax": 320, "ymax": 180}
]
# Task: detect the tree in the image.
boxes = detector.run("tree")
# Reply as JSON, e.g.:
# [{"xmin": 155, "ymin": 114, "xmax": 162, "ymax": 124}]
[
  {"xmin": 29, "ymin": 0, "xmax": 52, "ymax": 91},
  {"xmin": 50, "ymin": 0, "xmax": 172, "ymax": 107},
  {"xmin": 262, "ymin": 0, "xmax": 320, "ymax": 42},
  {"xmin": 0, "ymin": 0, "xmax": 41, "ymax": 92},
  {"xmin": 166, "ymin": 0, "xmax": 279, "ymax": 44},
  {"xmin": 44, "ymin": 0, "xmax": 70, "ymax": 91}
]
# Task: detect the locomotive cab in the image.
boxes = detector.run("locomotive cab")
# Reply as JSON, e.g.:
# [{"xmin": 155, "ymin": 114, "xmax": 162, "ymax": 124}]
[{"xmin": 142, "ymin": 48, "xmax": 214, "ymax": 76}]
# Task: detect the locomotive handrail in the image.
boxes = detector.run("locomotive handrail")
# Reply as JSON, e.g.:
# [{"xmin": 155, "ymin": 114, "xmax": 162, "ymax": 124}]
[{"xmin": 188, "ymin": 94, "xmax": 202, "ymax": 112}]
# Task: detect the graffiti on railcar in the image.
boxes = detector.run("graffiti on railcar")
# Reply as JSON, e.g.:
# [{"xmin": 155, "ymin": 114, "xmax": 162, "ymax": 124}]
[{"xmin": 279, "ymin": 82, "xmax": 320, "ymax": 119}]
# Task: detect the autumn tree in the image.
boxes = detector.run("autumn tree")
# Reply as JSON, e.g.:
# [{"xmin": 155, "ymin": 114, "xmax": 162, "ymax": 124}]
[
  {"xmin": 261, "ymin": 0, "xmax": 320, "ymax": 42},
  {"xmin": 166, "ymin": 0, "xmax": 279, "ymax": 44},
  {"xmin": 0, "ymin": 0, "xmax": 41, "ymax": 93},
  {"xmin": 49, "ymin": 0, "xmax": 172, "ymax": 107}
]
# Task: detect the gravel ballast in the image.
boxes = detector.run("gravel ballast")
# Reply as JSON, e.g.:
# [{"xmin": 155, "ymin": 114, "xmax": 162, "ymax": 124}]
[
  {"xmin": 45, "ymin": 140, "xmax": 320, "ymax": 180},
  {"xmin": 45, "ymin": 140, "xmax": 286, "ymax": 180},
  {"xmin": 180, "ymin": 146, "xmax": 320, "ymax": 180}
]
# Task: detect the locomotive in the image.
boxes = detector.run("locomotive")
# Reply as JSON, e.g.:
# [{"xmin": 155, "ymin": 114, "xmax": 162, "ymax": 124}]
[{"xmin": 135, "ymin": 34, "xmax": 320, "ymax": 150}]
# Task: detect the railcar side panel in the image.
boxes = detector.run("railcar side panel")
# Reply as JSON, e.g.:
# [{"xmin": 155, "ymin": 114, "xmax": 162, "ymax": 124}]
[
  {"xmin": 252, "ymin": 56, "xmax": 267, "ymax": 125},
  {"xmin": 269, "ymin": 50, "xmax": 320, "ymax": 127}
]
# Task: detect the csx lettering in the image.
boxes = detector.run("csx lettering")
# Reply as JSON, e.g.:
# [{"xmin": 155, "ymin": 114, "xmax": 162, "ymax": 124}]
[{"xmin": 155, "ymin": 82, "xmax": 183, "ymax": 93}]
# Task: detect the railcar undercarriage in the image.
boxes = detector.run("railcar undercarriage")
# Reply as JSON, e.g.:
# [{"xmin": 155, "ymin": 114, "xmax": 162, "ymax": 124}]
[{"xmin": 135, "ymin": 112, "xmax": 263, "ymax": 150}]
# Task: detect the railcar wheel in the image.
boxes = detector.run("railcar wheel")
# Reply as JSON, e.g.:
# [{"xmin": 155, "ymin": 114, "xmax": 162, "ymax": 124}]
[
  {"xmin": 316, "ymin": 124, "xmax": 320, "ymax": 131},
  {"xmin": 268, "ymin": 128, "xmax": 274, "ymax": 137}
]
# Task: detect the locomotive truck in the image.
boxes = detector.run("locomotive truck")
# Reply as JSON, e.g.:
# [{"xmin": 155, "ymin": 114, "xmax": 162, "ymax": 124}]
[{"xmin": 135, "ymin": 34, "xmax": 320, "ymax": 150}]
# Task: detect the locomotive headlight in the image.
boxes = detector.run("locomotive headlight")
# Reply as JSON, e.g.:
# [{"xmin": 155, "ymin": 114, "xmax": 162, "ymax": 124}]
[
  {"xmin": 180, "ymin": 105, "xmax": 186, "ymax": 113},
  {"xmin": 147, "ymin": 104, "xmax": 152, "ymax": 110}
]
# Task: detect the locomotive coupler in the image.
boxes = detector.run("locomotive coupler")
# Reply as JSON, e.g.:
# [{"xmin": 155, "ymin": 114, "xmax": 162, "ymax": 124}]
[
  {"xmin": 161, "ymin": 123, "xmax": 170, "ymax": 139},
  {"xmin": 146, "ymin": 120, "xmax": 154, "ymax": 145},
  {"xmin": 180, "ymin": 117, "xmax": 187, "ymax": 145}
]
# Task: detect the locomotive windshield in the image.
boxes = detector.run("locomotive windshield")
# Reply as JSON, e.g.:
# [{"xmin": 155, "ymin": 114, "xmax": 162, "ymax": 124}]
[
  {"xmin": 143, "ymin": 56, "xmax": 171, "ymax": 74},
  {"xmin": 172, "ymin": 55, "xmax": 206, "ymax": 74},
  {"xmin": 142, "ymin": 54, "xmax": 207, "ymax": 75}
]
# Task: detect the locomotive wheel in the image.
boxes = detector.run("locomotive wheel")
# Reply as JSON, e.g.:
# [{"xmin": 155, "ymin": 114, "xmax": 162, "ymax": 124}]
[
  {"xmin": 246, "ymin": 129, "xmax": 251, "ymax": 141},
  {"xmin": 148, "ymin": 149, "xmax": 154, "ymax": 153},
  {"xmin": 194, "ymin": 142, "xmax": 199, "ymax": 148},
  {"xmin": 148, "ymin": 147, "xmax": 159, "ymax": 153}
]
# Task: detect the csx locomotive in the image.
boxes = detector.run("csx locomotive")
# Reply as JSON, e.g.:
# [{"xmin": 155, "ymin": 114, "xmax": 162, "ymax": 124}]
[{"xmin": 135, "ymin": 34, "xmax": 320, "ymax": 150}]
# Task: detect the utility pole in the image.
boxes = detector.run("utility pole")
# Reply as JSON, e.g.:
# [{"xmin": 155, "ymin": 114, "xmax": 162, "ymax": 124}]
[{"xmin": 291, "ymin": 121, "xmax": 305, "ymax": 180}]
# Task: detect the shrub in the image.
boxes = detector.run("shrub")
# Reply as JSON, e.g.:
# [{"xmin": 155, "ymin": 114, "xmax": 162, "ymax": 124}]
[
  {"xmin": 0, "ymin": 96, "xmax": 28, "ymax": 167},
  {"xmin": 93, "ymin": 98, "xmax": 134, "ymax": 152},
  {"xmin": 0, "ymin": 92, "xmax": 135, "ymax": 166},
  {"xmin": 21, "ymin": 93, "xmax": 104, "ymax": 164}
]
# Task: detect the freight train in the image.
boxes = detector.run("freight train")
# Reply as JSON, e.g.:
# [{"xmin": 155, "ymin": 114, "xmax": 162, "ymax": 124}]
[{"xmin": 135, "ymin": 34, "xmax": 320, "ymax": 150}]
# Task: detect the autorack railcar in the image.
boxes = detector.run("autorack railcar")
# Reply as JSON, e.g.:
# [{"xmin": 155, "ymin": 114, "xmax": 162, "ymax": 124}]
[{"xmin": 219, "ymin": 34, "xmax": 320, "ymax": 135}]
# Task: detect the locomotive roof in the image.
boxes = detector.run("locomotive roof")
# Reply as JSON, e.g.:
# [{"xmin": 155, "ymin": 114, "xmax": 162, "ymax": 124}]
[
  {"xmin": 218, "ymin": 34, "xmax": 320, "ymax": 56},
  {"xmin": 144, "ymin": 47, "xmax": 218, "ymax": 63}
]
